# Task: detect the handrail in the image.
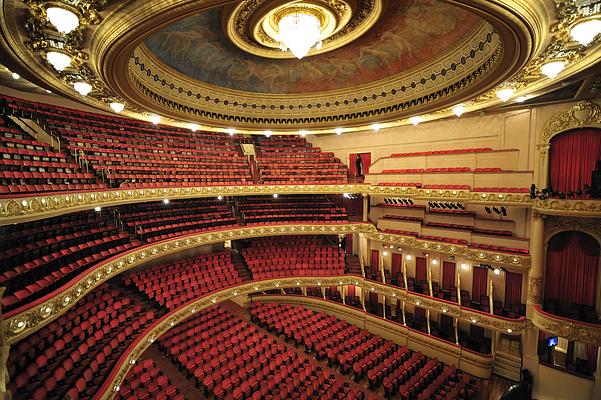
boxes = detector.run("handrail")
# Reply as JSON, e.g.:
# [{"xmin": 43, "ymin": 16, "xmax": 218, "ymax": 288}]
[
  {"xmin": 4, "ymin": 222, "xmax": 375, "ymax": 343},
  {"xmin": 531, "ymin": 305, "xmax": 601, "ymax": 346}
]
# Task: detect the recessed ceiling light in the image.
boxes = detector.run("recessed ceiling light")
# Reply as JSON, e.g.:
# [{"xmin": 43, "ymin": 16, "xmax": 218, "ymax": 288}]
[
  {"xmin": 452, "ymin": 104, "xmax": 466, "ymax": 117},
  {"xmin": 45, "ymin": 89, "xmax": 52, "ymax": 94},
  {"xmin": 189, "ymin": 123, "xmax": 199, "ymax": 132},
  {"xmin": 11, "ymin": 72, "xmax": 19, "ymax": 80},
  {"xmin": 73, "ymin": 81, "xmax": 92, "ymax": 96},
  {"xmin": 264, "ymin": 130, "xmax": 272, "ymax": 137},
  {"xmin": 299, "ymin": 130, "xmax": 308, "ymax": 137},
  {"xmin": 371, "ymin": 123, "xmax": 381, "ymax": 131},
  {"xmin": 570, "ymin": 19, "xmax": 601, "ymax": 45},
  {"xmin": 335, "ymin": 127, "xmax": 343, "ymax": 135},
  {"xmin": 409, "ymin": 116, "xmax": 422, "ymax": 125},
  {"xmin": 540, "ymin": 60, "xmax": 565, "ymax": 79},
  {"xmin": 496, "ymin": 88, "xmax": 514, "ymax": 102},
  {"xmin": 46, "ymin": 7, "xmax": 79, "ymax": 34},
  {"xmin": 227, "ymin": 128, "xmax": 236, "ymax": 136},
  {"xmin": 150, "ymin": 114, "xmax": 161, "ymax": 125},
  {"xmin": 46, "ymin": 51, "xmax": 72, "ymax": 71},
  {"xmin": 109, "ymin": 102, "xmax": 124, "ymax": 113}
]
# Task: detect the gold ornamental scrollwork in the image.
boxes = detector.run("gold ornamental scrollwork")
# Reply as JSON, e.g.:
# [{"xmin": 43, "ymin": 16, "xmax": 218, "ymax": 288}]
[
  {"xmin": 541, "ymin": 100, "xmax": 601, "ymax": 142},
  {"xmin": 527, "ymin": 276, "xmax": 543, "ymax": 305},
  {"xmin": 531, "ymin": 306, "xmax": 601, "ymax": 346},
  {"xmin": 4, "ymin": 222, "xmax": 375, "ymax": 344}
]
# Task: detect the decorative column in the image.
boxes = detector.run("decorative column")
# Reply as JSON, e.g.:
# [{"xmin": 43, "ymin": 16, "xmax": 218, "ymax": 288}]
[
  {"xmin": 457, "ymin": 272, "xmax": 462, "ymax": 305},
  {"xmin": 380, "ymin": 253, "xmax": 386, "ymax": 284},
  {"xmin": 362, "ymin": 193, "xmax": 369, "ymax": 222},
  {"xmin": 341, "ymin": 285, "xmax": 346, "ymax": 305},
  {"xmin": 402, "ymin": 255, "xmax": 408, "ymax": 289},
  {"xmin": 382, "ymin": 295, "xmax": 386, "ymax": 319},
  {"xmin": 361, "ymin": 287, "xmax": 366, "ymax": 311},
  {"xmin": 402, "ymin": 301, "xmax": 406, "ymax": 326},
  {"xmin": 0, "ymin": 288, "xmax": 10, "ymax": 400},
  {"xmin": 454, "ymin": 318, "xmax": 459, "ymax": 345},
  {"xmin": 528, "ymin": 211, "xmax": 546, "ymax": 316},
  {"xmin": 535, "ymin": 144, "xmax": 550, "ymax": 189},
  {"xmin": 302, "ymin": 286, "xmax": 307, "ymax": 296},
  {"xmin": 488, "ymin": 279, "xmax": 494, "ymax": 315},
  {"xmin": 426, "ymin": 309, "xmax": 431, "ymax": 335},
  {"xmin": 426, "ymin": 255, "xmax": 433, "ymax": 297}
]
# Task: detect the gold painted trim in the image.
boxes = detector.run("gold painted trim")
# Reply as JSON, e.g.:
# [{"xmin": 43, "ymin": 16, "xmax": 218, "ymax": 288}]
[
  {"xmin": 531, "ymin": 305, "xmax": 601, "ymax": 346},
  {"xmin": 534, "ymin": 198, "xmax": 601, "ymax": 218},
  {"xmin": 367, "ymin": 232, "xmax": 531, "ymax": 270},
  {"xmin": 4, "ymin": 222, "xmax": 375, "ymax": 344},
  {"xmin": 96, "ymin": 277, "xmax": 516, "ymax": 399},
  {"xmin": 0, "ymin": 184, "xmax": 370, "ymax": 225}
]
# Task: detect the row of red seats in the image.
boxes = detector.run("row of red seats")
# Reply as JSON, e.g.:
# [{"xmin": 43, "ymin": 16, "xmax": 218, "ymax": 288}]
[
  {"xmin": 159, "ymin": 306, "xmax": 366, "ymax": 400},
  {"xmin": 255, "ymin": 136, "xmax": 348, "ymax": 184},
  {"xmin": 473, "ymin": 187, "xmax": 530, "ymax": 193},
  {"xmin": 0, "ymin": 210, "xmax": 140, "ymax": 313},
  {"xmin": 423, "ymin": 184, "xmax": 471, "ymax": 190},
  {"xmin": 123, "ymin": 251, "xmax": 243, "ymax": 310},
  {"xmin": 251, "ymin": 302, "xmax": 478, "ymax": 399},
  {"xmin": 241, "ymin": 236, "xmax": 345, "ymax": 279},
  {"xmin": 377, "ymin": 182, "xmax": 421, "ymax": 187},
  {"xmin": 390, "ymin": 148, "xmax": 493, "ymax": 157},
  {"xmin": 8, "ymin": 284, "xmax": 159, "ymax": 400},
  {"xmin": 117, "ymin": 359, "xmax": 184, "ymax": 400}
]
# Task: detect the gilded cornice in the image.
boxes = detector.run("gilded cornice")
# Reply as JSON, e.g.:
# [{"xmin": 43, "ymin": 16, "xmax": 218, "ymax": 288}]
[
  {"xmin": 0, "ymin": 184, "xmax": 370, "ymax": 225},
  {"xmin": 541, "ymin": 100, "xmax": 601, "ymax": 143},
  {"xmin": 543, "ymin": 216, "xmax": 601, "ymax": 244},
  {"xmin": 534, "ymin": 198, "xmax": 601, "ymax": 218},
  {"xmin": 4, "ymin": 222, "xmax": 375, "ymax": 344},
  {"xmin": 531, "ymin": 305, "xmax": 601, "ymax": 346},
  {"xmin": 367, "ymin": 232, "xmax": 531, "ymax": 270},
  {"xmin": 368, "ymin": 186, "xmax": 534, "ymax": 206}
]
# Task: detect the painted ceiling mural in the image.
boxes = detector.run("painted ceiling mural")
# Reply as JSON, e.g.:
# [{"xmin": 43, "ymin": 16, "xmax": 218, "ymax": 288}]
[{"xmin": 144, "ymin": 0, "xmax": 481, "ymax": 94}]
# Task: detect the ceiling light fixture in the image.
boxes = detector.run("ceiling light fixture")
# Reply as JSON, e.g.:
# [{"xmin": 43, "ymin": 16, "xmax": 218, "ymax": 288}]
[
  {"xmin": 227, "ymin": 128, "xmax": 236, "ymax": 136},
  {"xmin": 110, "ymin": 102, "xmax": 124, "ymax": 113},
  {"xmin": 540, "ymin": 60, "xmax": 565, "ymax": 78},
  {"xmin": 45, "ymin": 89, "xmax": 52, "ymax": 94},
  {"xmin": 452, "ymin": 104, "xmax": 466, "ymax": 117},
  {"xmin": 189, "ymin": 123, "xmax": 199, "ymax": 132},
  {"xmin": 409, "ymin": 116, "xmax": 422, "ymax": 125},
  {"xmin": 496, "ymin": 88, "xmax": 514, "ymax": 102},
  {"xmin": 299, "ymin": 130, "xmax": 308, "ymax": 137},
  {"xmin": 371, "ymin": 123, "xmax": 381, "ymax": 131},
  {"xmin": 46, "ymin": 7, "xmax": 79, "ymax": 34},
  {"xmin": 335, "ymin": 128, "xmax": 343, "ymax": 135},
  {"xmin": 150, "ymin": 115, "xmax": 161, "ymax": 125},
  {"xmin": 46, "ymin": 51, "xmax": 72, "ymax": 71},
  {"xmin": 570, "ymin": 19, "xmax": 601, "ymax": 45},
  {"xmin": 11, "ymin": 72, "xmax": 19, "ymax": 80},
  {"xmin": 264, "ymin": 130, "xmax": 272, "ymax": 137},
  {"xmin": 277, "ymin": 12, "xmax": 322, "ymax": 59},
  {"xmin": 73, "ymin": 81, "xmax": 92, "ymax": 96},
  {"xmin": 515, "ymin": 96, "xmax": 529, "ymax": 103}
]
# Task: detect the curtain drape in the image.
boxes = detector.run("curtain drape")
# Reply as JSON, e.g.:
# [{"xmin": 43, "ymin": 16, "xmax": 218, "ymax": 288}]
[
  {"xmin": 348, "ymin": 285, "xmax": 355, "ymax": 298},
  {"xmin": 549, "ymin": 128, "xmax": 601, "ymax": 193},
  {"xmin": 416, "ymin": 257, "xmax": 427, "ymax": 281},
  {"xmin": 345, "ymin": 234, "xmax": 353, "ymax": 253},
  {"xmin": 442, "ymin": 261, "xmax": 456, "ymax": 290},
  {"xmin": 392, "ymin": 253, "xmax": 402, "ymax": 275},
  {"xmin": 472, "ymin": 266, "xmax": 488, "ymax": 301},
  {"xmin": 505, "ymin": 271, "xmax": 523, "ymax": 307},
  {"xmin": 349, "ymin": 153, "xmax": 372, "ymax": 177},
  {"xmin": 544, "ymin": 231, "xmax": 599, "ymax": 307}
]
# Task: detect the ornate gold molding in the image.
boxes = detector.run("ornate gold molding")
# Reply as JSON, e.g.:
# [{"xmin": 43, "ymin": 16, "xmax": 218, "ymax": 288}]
[
  {"xmin": 527, "ymin": 277, "xmax": 544, "ymax": 305},
  {"xmin": 543, "ymin": 216, "xmax": 601, "ymax": 244},
  {"xmin": 367, "ymin": 232, "xmax": 531, "ymax": 270},
  {"xmin": 531, "ymin": 305, "xmax": 601, "ymax": 346},
  {"xmin": 368, "ymin": 186, "xmax": 534, "ymax": 206},
  {"xmin": 534, "ymin": 198, "xmax": 601, "ymax": 218},
  {"xmin": 4, "ymin": 222, "xmax": 375, "ymax": 344},
  {"xmin": 541, "ymin": 100, "xmax": 601, "ymax": 143},
  {"xmin": 0, "ymin": 184, "xmax": 370, "ymax": 225}
]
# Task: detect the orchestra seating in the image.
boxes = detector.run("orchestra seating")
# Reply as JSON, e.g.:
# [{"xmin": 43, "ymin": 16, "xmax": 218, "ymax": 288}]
[
  {"xmin": 240, "ymin": 236, "xmax": 345, "ymax": 279},
  {"xmin": 123, "ymin": 251, "xmax": 243, "ymax": 310},
  {"xmin": 116, "ymin": 359, "xmax": 185, "ymax": 400},
  {"xmin": 251, "ymin": 302, "xmax": 479, "ymax": 399},
  {"xmin": 159, "ymin": 306, "xmax": 366, "ymax": 400},
  {"xmin": 235, "ymin": 195, "xmax": 348, "ymax": 225},
  {"xmin": 7, "ymin": 284, "xmax": 159, "ymax": 400},
  {"xmin": 0, "ymin": 115, "xmax": 105, "ymax": 195},
  {"xmin": 0, "ymin": 210, "xmax": 140, "ymax": 313},
  {"xmin": 114, "ymin": 198, "xmax": 239, "ymax": 243},
  {"xmin": 254, "ymin": 135, "xmax": 348, "ymax": 184}
]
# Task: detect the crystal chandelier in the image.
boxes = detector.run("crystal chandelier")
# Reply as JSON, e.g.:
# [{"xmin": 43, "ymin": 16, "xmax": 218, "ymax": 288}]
[{"xmin": 277, "ymin": 12, "xmax": 322, "ymax": 59}]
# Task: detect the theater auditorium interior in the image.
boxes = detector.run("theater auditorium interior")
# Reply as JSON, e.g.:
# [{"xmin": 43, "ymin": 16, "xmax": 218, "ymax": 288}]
[{"xmin": 0, "ymin": 0, "xmax": 600, "ymax": 400}]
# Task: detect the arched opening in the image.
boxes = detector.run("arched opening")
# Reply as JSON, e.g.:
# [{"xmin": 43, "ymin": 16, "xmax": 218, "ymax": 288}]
[
  {"xmin": 544, "ymin": 231, "xmax": 600, "ymax": 322},
  {"xmin": 548, "ymin": 128, "xmax": 601, "ymax": 195}
]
